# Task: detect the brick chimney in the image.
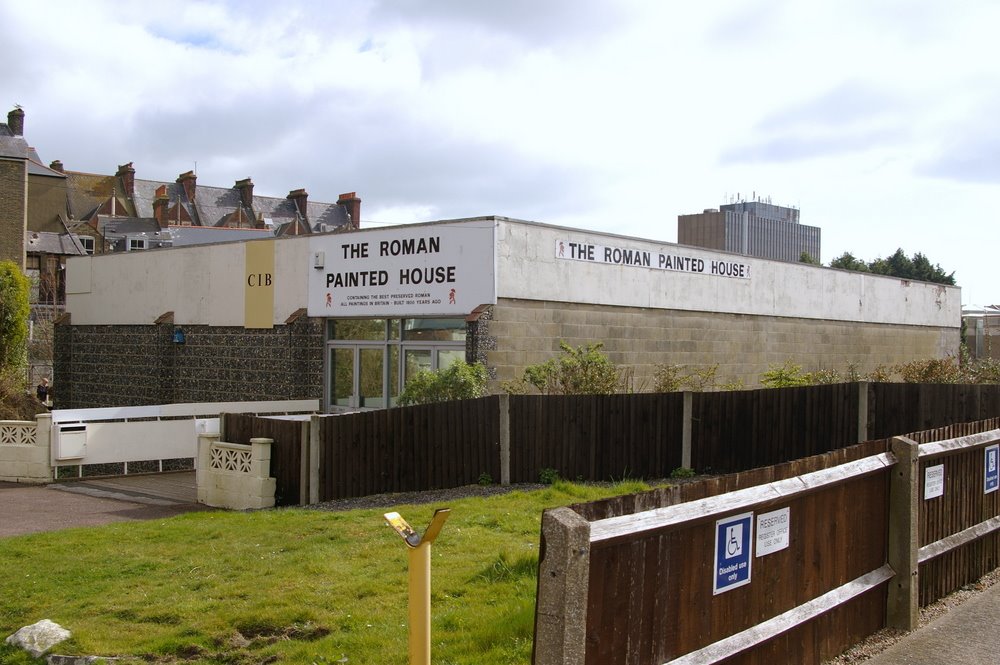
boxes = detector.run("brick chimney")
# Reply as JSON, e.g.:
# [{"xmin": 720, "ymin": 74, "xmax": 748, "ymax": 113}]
[
  {"xmin": 7, "ymin": 107, "xmax": 24, "ymax": 136},
  {"xmin": 235, "ymin": 177, "xmax": 254, "ymax": 209},
  {"xmin": 176, "ymin": 170, "xmax": 197, "ymax": 202},
  {"xmin": 287, "ymin": 188, "xmax": 309, "ymax": 218},
  {"xmin": 116, "ymin": 162, "xmax": 136, "ymax": 197},
  {"xmin": 49, "ymin": 160, "xmax": 64, "ymax": 173},
  {"xmin": 337, "ymin": 192, "xmax": 361, "ymax": 228},
  {"xmin": 153, "ymin": 185, "xmax": 169, "ymax": 223}
]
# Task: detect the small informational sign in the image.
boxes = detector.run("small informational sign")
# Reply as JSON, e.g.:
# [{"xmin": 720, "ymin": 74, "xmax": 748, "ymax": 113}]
[
  {"xmin": 714, "ymin": 512, "xmax": 753, "ymax": 595},
  {"xmin": 924, "ymin": 464, "xmax": 945, "ymax": 500},
  {"xmin": 756, "ymin": 508, "xmax": 790, "ymax": 557},
  {"xmin": 985, "ymin": 445, "xmax": 999, "ymax": 494}
]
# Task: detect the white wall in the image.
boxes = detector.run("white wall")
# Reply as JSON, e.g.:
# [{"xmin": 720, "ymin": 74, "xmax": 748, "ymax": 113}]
[
  {"xmin": 496, "ymin": 220, "xmax": 960, "ymax": 328},
  {"xmin": 66, "ymin": 237, "xmax": 310, "ymax": 326},
  {"xmin": 66, "ymin": 218, "xmax": 960, "ymax": 330}
]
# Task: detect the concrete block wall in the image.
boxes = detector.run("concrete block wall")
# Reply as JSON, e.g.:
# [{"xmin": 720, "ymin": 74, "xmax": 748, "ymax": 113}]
[
  {"xmin": 484, "ymin": 298, "xmax": 959, "ymax": 390},
  {"xmin": 54, "ymin": 316, "xmax": 323, "ymax": 409},
  {"xmin": 197, "ymin": 434, "xmax": 276, "ymax": 510},
  {"xmin": 0, "ymin": 414, "xmax": 53, "ymax": 484}
]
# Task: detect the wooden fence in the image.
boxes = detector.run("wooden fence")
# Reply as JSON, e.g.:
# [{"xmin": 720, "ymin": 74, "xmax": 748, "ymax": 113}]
[
  {"xmin": 222, "ymin": 414, "xmax": 307, "ymax": 507},
  {"xmin": 220, "ymin": 383, "xmax": 1000, "ymax": 505},
  {"xmin": 533, "ymin": 418, "xmax": 1000, "ymax": 664}
]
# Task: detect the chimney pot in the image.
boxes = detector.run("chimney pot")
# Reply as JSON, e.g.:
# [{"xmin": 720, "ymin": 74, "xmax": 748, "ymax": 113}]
[
  {"xmin": 50, "ymin": 160, "xmax": 64, "ymax": 173},
  {"xmin": 7, "ymin": 107, "xmax": 24, "ymax": 136},
  {"xmin": 337, "ymin": 192, "xmax": 362, "ymax": 229}
]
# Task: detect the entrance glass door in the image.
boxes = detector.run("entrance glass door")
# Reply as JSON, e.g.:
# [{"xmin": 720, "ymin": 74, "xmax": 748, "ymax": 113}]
[{"xmin": 328, "ymin": 345, "xmax": 386, "ymax": 410}]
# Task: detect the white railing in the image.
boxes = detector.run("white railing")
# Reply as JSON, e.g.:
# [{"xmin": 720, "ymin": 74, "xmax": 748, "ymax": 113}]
[{"xmin": 197, "ymin": 435, "xmax": 276, "ymax": 510}]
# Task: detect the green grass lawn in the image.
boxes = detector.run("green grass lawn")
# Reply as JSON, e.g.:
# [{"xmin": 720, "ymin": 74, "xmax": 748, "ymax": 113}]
[{"xmin": 0, "ymin": 480, "xmax": 649, "ymax": 664}]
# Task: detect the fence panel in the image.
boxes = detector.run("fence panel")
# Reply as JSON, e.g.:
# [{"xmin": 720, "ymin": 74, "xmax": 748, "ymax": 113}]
[
  {"xmin": 868, "ymin": 384, "xmax": 1000, "ymax": 439},
  {"xmin": 691, "ymin": 383, "xmax": 860, "ymax": 473},
  {"xmin": 508, "ymin": 393, "xmax": 685, "ymax": 484},
  {"xmin": 317, "ymin": 396, "xmax": 500, "ymax": 501},
  {"xmin": 222, "ymin": 414, "xmax": 305, "ymax": 507}
]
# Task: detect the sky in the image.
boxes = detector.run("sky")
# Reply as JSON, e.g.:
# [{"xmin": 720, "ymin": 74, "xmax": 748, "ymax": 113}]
[{"xmin": 2, "ymin": 0, "xmax": 998, "ymax": 305}]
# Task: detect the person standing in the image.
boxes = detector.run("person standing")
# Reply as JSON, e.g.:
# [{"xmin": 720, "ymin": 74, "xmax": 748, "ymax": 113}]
[{"xmin": 36, "ymin": 377, "xmax": 50, "ymax": 407}]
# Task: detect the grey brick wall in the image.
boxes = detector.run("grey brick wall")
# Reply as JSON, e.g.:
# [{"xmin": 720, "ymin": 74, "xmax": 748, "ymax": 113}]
[{"xmin": 54, "ymin": 316, "xmax": 323, "ymax": 409}]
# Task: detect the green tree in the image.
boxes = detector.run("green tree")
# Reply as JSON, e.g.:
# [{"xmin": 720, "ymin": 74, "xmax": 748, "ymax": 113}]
[
  {"xmin": 828, "ymin": 252, "xmax": 870, "ymax": 272},
  {"xmin": 397, "ymin": 360, "xmax": 488, "ymax": 406},
  {"xmin": 799, "ymin": 251, "xmax": 821, "ymax": 265},
  {"xmin": 832, "ymin": 248, "xmax": 955, "ymax": 285},
  {"xmin": 0, "ymin": 260, "xmax": 30, "ymax": 374}
]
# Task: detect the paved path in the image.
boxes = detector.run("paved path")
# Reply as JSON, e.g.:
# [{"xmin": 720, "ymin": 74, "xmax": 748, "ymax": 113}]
[
  {"xmin": 863, "ymin": 582, "xmax": 1000, "ymax": 665},
  {"xmin": 0, "ymin": 472, "xmax": 207, "ymax": 538}
]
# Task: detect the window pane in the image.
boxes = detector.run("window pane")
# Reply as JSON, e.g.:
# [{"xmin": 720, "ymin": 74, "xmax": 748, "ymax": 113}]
[
  {"xmin": 331, "ymin": 347, "xmax": 354, "ymax": 408},
  {"xmin": 437, "ymin": 349, "xmax": 466, "ymax": 370},
  {"xmin": 402, "ymin": 318, "xmax": 466, "ymax": 342},
  {"xmin": 388, "ymin": 346, "xmax": 400, "ymax": 407},
  {"xmin": 404, "ymin": 349, "xmax": 432, "ymax": 383},
  {"xmin": 331, "ymin": 319, "xmax": 386, "ymax": 341},
  {"xmin": 359, "ymin": 348, "xmax": 385, "ymax": 408}
]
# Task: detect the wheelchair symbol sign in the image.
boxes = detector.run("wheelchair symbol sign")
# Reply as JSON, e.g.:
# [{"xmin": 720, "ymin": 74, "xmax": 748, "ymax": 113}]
[
  {"xmin": 986, "ymin": 445, "xmax": 999, "ymax": 494},
  {"xmin": 714, "ymin": 512, "xmax": 753, "ymax": 594}
]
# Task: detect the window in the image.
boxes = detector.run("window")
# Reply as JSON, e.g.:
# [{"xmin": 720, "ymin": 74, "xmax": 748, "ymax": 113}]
[
  {"xmin": 76, "ymin": 236, "xmax": 95, "ymax": 254},
  {"xmin": 127, "ymin": 237, "xmax": 147, "ymax": 251}
]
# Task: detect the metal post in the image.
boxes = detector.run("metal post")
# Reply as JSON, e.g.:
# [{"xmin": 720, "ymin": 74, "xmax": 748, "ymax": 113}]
[{"xmin": 385, "ymin": 509, "xmax": 451, "ymax": 665}]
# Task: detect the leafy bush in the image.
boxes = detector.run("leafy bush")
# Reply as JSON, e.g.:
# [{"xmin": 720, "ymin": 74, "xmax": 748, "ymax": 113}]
[
  {"xmin": 397, "ymin": 360, "xmax": 488, "ymax": 406},
  {"xmin": 670, "ymin": 467, "xmax": 696, "ymax": 479},
  {"xmin": 505, "ymin": 342, "xmax": 625, "ymax": 395},
  {"xmin": 538, "ymin": 468, "xmax": 560, "ymax": 484},
  {"xmin": 0, "ymin": 260, "xmax": 30, "ymax": 373},
  {"xmin": 760, "ymin": 361, "xmax": 811, "ymax": 388},
  {"xmin": 895, "ymin": 357, "xmax": 961, "ymax": 384}
]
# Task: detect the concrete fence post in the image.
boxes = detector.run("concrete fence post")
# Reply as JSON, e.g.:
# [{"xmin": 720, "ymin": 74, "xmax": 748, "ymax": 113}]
[
  {"xmin": 682, "ymin": 391, "xmax": 693, "ymax": 470},
  {"xmin": 250, "ymin": 438, "xmax": 272, "ymax": 480},
  {"xmin": 299, "ymin": 419, "xmax": 310, "ymax": 505},
  {"xmin": 533, "ymin": 507, "xmax": 591, "ymax": 665},
  {"xmin": 196, "ymin": 432, "xmax": 220, "ymax": 505},
  {"xmin": 309, "ymin": 415, "xmax": 321, "ymax": 504},
  {"xmin": 857, "ymin": 382, "xmax": 870, "ymax": 443},
  {"xmin": 887, "ymin": 435, "xmax": 919, "ymax": 630},
  {"xmin": 499, "ymin": 394, "xmax": 511, "ymax": 485}
]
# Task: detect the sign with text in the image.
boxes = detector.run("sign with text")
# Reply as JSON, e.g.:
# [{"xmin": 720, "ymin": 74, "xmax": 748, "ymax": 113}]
[
  {"xmin": 756, "ymin": 507, "xmax": 790, "ymax": 557},
  {"xmin": 555, "ymin": 239, "xmax": 752, "ymax": 280},
  {"xmin": 245, "ymin": 240, "xmax": 275, "ymax": 329},
  {"xmin": 307, "ymin": 222, "xmax": 497, "ymax": 317},
  {"xmin": 986, "ymin": 445, "xmax": 999, "ymax": 494},
  {"xmin": 925, "ymin": 464, "xmax": 945, "ymax": 500},
  {"xmin": 714, "ymin": 512, "xmax": 753, "ymax": 595}
]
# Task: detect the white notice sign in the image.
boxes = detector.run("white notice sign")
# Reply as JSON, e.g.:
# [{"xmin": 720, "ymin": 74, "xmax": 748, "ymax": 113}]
[
  {"xmin": 925, "ymin": 464, "xmax": 945, "ymax": 500},
  {"xmin": 756, "ymin": 508, "xmax": 790, "ymax": 557}
]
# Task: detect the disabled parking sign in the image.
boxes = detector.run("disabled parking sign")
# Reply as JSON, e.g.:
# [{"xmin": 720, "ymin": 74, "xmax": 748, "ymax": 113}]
[
  {"xmin": 714, "ymin": 512, "xmax": 753, "ymax": 595},
  {"xmin": 985, "ymin": 445, "xmax": 999, "ymax": 494}
]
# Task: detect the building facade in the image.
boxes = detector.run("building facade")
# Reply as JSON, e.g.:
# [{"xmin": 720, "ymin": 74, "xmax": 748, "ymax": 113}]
[
  {"xmin": 678, "ymin": 199, "xmax": 821, "ymax": 263},
  {"xmin": 55, "ymin": 217, "xmax": 960, "ymax": 409}
]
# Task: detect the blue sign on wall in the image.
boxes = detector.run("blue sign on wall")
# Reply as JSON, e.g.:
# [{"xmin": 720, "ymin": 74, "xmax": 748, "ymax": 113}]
[
  {"xmin": 985, "ymin": 445, "xmax": 999, "ymax": 494},
  {"xmin": 714, "ymin": 512, "xmax": 753, "ymax": 595}
]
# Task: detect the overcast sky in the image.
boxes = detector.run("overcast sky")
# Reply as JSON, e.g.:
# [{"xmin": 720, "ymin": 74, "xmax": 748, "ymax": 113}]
[{"xmin": 3, "ymin": 1, "xmax": 997, "ymax": 305}]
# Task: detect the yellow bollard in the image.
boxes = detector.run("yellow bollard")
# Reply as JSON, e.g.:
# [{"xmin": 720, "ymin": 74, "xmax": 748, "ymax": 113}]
[{"xmin": 385, "ymin": 508, "xmax": 450, "ymax": 665}]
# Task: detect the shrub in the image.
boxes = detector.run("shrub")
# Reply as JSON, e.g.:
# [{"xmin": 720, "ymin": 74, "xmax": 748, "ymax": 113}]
[
  {"xmin": 0, "ymin": 260, "xmax": 30, "ymax": 374},
  {"xmin": 538, "ymin": 468, "xmax": 560, "ymax": 484},
  {"xmin": 397, "ymin": 360, "xmax": 488, "ymax": 406},
  {"xmin": 670, "ymin": 467, "xmax": 696, "ymax": 479},
  {"xmin": 507, "ymin": 342, "xmax": 625, "ymax": 395},
  {"xmin": 760, "ymin": 361, "xmax": 811, "ymax": 388},
  {"xmin": 895, "ymin": 357, "xmax": 961, "ymax": 384}
]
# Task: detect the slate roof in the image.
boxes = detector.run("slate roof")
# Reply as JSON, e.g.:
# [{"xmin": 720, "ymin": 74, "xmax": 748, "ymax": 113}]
[{"xmin": 25, "ymin": 230, "xmax": 87, "ymax": 256}]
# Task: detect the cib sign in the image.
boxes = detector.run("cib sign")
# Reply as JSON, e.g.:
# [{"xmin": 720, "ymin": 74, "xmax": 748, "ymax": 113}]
[{"xmin": 307, "ymin": 221, "xmax": 497, "ymax": 317}]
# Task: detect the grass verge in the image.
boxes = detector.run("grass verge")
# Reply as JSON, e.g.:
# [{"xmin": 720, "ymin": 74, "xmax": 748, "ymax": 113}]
[{"xmin": 0, "ymin": 480, "xmax": 650, "ymax": 664}]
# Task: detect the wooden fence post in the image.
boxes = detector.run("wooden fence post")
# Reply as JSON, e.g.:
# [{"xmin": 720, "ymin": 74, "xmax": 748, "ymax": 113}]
[
  {"xmin": 533, "ymin": 507, "xmax": 590, "ymax": 665},
  {"xmin": 682, "ymin": 391, "xmax": 693, "ymax": 470},
  {"xmin": 499, "ymin": 394, "xmax": 511, "ymax": 485},
  {"xmin": 857, "ymin": 382, "xmax": 870, "ymax": 443},
  {"xmin": 887, "ymin": 435, "xmax": 919, "ymax": 630}
]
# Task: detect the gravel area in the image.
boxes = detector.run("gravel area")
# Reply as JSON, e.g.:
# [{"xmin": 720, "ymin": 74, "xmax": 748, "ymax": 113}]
[
  {"xmin": 299, "ymin": 482, "xmax": 550, "ymax": 513},
  {"xmin": 823, "ymin": 567, "xmax": 1000, "ymax": 663}
]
